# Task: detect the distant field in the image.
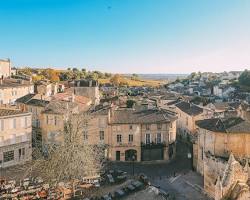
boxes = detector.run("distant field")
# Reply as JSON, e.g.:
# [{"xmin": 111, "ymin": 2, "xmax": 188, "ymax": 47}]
[{"xmin": 98, "ymin": 78, "xmax": 165, "ymax": 87}]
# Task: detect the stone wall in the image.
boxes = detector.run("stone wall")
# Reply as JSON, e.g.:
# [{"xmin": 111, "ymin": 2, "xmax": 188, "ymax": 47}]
[
  {"xmin": 0, "ymin": 59, "xmax": 11, "ymax": 78},
  {"xmin": 203, "ymin": 154, "xmax": 227, "ymax": 198}
]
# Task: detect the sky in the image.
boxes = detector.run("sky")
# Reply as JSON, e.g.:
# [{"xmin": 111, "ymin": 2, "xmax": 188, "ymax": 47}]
[{"xmin": 0, "ymin": 0, "xmax": 250, "ymax": 74}]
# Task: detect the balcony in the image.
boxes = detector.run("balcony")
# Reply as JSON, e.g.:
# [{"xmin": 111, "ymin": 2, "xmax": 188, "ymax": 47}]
[{"xmin": 141, "ymin": 142, "xmax": 166, "ymax": 149}]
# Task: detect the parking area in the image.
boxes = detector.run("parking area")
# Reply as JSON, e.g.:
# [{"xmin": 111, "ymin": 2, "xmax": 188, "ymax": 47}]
[{"xmin": 151, "ymin": 171, "xmax": 211, "ymax": 200}]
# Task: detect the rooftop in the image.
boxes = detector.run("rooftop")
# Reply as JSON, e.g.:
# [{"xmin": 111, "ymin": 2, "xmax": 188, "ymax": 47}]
[
  {"xmin": 175, "ymin": 101, "xmax": 203, "ymax": 116},
  {"xmin": 26, "ymin": 99, "xmax": 50, "ymax": 107},
  {"xmin": 16, "ymin": 93, "xmax": 36, "ymax": 104},
  {"xmin": 43, "ymin": 100, "xmax": 79, "ymax": 115},
  {"xmin": 0, "ymin": 79, "xmax": 33, "ymax": 88},
  {"xmin": 196, "ymin": 117, "xmax": 250, "ymax": 133},
  {"xmin": 0, "ymin": 109, "xmax": 29, "ymax": 117},
  {"xmin": 111, "ymin": 108, "xmax": 177, "ymax": 124}
]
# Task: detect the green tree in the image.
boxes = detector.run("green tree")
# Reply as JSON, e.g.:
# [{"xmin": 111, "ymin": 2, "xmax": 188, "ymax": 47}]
[
  {"xmin": 126, "ymin": 100, "xmax": 136, "ymax": 108},
  {"xmin": 131, "ymin": 73, "xmax": 139, "ymax": 80},
  {"xmin": 239, "ymin": 70, "xmax": 250, "ymax": 87},
  {"xmin": 72, "ymin": 68, "xmax": 79, "ymax": 72}
]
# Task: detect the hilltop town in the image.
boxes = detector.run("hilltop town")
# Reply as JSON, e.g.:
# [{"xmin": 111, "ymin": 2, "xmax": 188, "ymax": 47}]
[{"xmin": 1, "ymin": 58, "xmax": 250, "ymax": 200}]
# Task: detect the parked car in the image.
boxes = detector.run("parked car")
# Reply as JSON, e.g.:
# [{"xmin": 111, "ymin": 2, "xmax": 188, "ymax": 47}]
[{"xmin": 107, "ymin": 174, "xmax": 115, "ymax": 184}]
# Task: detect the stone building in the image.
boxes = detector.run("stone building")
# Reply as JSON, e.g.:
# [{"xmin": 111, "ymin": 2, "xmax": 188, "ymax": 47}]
[
  {"xmin": 0, "ymin": 59, "xmax": 11, "ymax": 78},
  {"xmin": 16, "ymin": 92, "xmax": 92, "ymax": 148},
  {"xmin": 195, "ymin": 117, "xmax": 250, "ymax": 199},
  {"xmin": 239, "ymin": 102, "xmax": 250, "ymax": 122},
  {"xmin": 0, "ymin": 79, "xmax": 34, "ymax": 105},
  {"xmin": 34, "ymin": 80, "xmax": 58, "ymax": 97},
  {"xmin": 31, "ymin": 100, "xmax": 177, "ymax": 162},
  {"xmin": 68, "ymin": 79, "xmax": 100, "ymax": 105},
  {"xmin": 0, "ymin": 109, "xmax": 32, "ymax": 168},
  {"xmin": 108, "ymin": 107, "xmax": 177, "ymax": 162},
  {"xmin": 175, "ymin": 101, "xmax": 206, "ymax": 139}
]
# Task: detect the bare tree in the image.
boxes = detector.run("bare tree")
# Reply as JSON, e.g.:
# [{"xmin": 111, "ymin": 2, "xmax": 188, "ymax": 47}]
[{"xmin": 25, "ymin": 112, "xmax": 105, "ymax": 195}]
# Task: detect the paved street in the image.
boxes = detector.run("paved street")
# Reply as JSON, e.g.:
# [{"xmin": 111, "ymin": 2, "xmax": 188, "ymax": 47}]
[
  {"xmin": 110, "ymin": 140, "xmax": 193, "ymax": 178},
  {"xmin": 110, "ymin": 141, "xmax": 211, "ymax": 200},
  {"xmin": 1, "ymin": 141, "xmax": 210, "ymax": 199}
]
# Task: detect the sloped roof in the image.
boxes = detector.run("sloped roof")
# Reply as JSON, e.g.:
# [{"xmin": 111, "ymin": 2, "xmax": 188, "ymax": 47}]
[
  {"xmin": 111, "ymin": 108, "xmax": 176, "ymax": 124},
  {"xmin": 196, "ymin": 117, "xmax": 250, "ymax": 133},
  {"xmin": 52, "ymin": 92, "xmax": 91, "ymax": 107},
  {"xmin": 16, "ymin": 93, "xmax": 36, "ymax": 104},
  {"xmin": 43, "ymin": 100, "xmax": 79, "ymax": 115},
  {"xmin": 175, "ymin": 101, "xmax": 203, "ymax": 116},
  {"xmin": 0, "ymin": 109, "xmax": 29, "ymax": 117},
  {"xmin": 26, "ymin": 99, "xmax": 50, "ymax": 107}
]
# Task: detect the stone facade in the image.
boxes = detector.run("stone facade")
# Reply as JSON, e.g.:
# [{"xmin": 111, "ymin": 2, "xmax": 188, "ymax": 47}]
[
  {"xmin": 68, "ymin": 79, "xmax": 100, "ymax": 105},
  {"xmin": 196, "ymin": 118, "xmax": 250, "ymax": 199},
  {"xmin": 0, "ymin": 79, "xmax": 34, "ymax": 105},
  {"xmin": 0, "ymin": 59, "xmax": 11, "ymax": 78},
  {"xmin": 175, "ymin": 101, "xmax": 206, "ymax": 139},
  {"xmin": 34, "ymin": 103, "xmax": 177, "ymax": 162},
  {"xmin": 0, "ymin": 109, "xmax": 32, "ymax": 168}
]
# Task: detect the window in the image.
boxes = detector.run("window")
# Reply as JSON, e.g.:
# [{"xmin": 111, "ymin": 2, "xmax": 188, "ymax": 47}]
[
  {"xmin": 18, "ymin": 148, "xmax": 25, "ymax": 159},
  {"xmin": 186, "ymin": 117, "xmax": 188, "ymax": 126},
  {"xmin": 145, "ymin": 133, "xmax": 151, "ymax": 144},
  {"xmin": 129, "ymin": 125, "xmax": 133, "ymax": 130},
  {"xmin": 129, "ymin": 134, "xmax": 133, "ymax": 142},
  {"xmin": 19, "ymin": 148, "xmax": 21, "ymax": 159},
  {"xmin": 36, "ymin": 119, "xmax": 40, "ymax": 128},
  {"xmin": 146, "ymin": 124, "xmax": 150, "ymax": 130},
  {"xmin": 0, "ymin": 119, "xmax": 4, "ymax": 131},
  {"xmin": 54, "ymin": 116, "xmax": 57, "ymax": 126},
  {"xmin": 156, "ymin": 133, "xmax": 162, "ymax": 143},
  {"xmin": 99, "ymin": 131, "xmax": 104, "ymax": 141},
  {"xmin": 3, "ymin": 150, "xmax": 14, "ymax": 162},
  {"xmin": 46, "ymin": 115, "xmax": 49, "ymax": 124},
  {"xmin": 157, "ymin": 124, "xmax": 162, "ymax": 130},
  {"xmin": 13, "ymin": 118, "xmax": 16, "ymax": 129},
  {"xmin": 25, "ymin": 117, "xmax": 28, "ymax": 128},
  {"xmin": 117, "ymin": 134, "xmax": 122, "ymax": 143},
  {"xmin": 83, "ymin": 130, "xmax": 88, "ymax": 140}
]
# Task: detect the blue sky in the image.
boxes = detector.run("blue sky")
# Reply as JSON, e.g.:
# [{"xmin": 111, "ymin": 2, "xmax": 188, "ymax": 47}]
[{"xmin": 0, "ymin": 0, "xmax": 250, "ymax": 73}]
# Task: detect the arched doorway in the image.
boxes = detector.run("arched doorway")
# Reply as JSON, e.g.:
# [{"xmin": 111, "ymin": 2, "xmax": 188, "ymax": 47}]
[{"xmin": 125, "ymin": 149, "xmax": 137, "ymax": 161}]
